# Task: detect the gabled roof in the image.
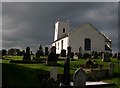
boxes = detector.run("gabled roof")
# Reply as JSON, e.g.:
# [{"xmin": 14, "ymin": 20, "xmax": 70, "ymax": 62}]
[
  {"xmin": 52, "ymin": 22, "xmax": 111, "ymax": 43},
  {"xmin": 69, "ymin": 22, "xmax": 111, "ymax": 42}
]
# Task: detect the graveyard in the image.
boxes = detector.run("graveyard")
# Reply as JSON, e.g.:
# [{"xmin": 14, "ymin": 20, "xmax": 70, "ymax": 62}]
[{"xmin": 1, "ymin": 46, "xmax": 120, "ymax": 88}]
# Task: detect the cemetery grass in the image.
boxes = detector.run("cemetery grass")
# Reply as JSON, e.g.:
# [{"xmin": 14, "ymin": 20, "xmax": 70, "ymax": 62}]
[{"xmin": 2, "ymin": 56, "xmax": 120, "ymax": 88}]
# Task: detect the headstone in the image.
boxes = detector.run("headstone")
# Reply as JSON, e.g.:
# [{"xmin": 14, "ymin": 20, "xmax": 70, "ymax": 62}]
[
  {"xmin": 46, "ymin": 46, "xmax": 57, "ymax": 65},
  {"xmin": 103, "ymin": 52, "xmax": 111, "ymax": 62},
  {"xmin": 23, "ymin": 47, "xmax": 31, "ymax": 61},
  {"xmin": 94, "ymin": 52, "xmax": 98, "ymax": 59},
  {"xmin": 50, "ymin": 67, "xmax": 57, "ymax": 81},
  {"xmin": 85, "ymin": 59, "xmax": 93, "ymax": 68},
  {"xmin": 39, "ymin": 45, "xmax": 44, "ymax": 56},
  {"xmin": 36, "ymin": 50, "xmax": 40, "ymax": 58},
  {"xmin": 70, "ymin": 52, "xmax": 74, "ymax": 59},
  {"xmin": 73, "ymin": 68, "xmax": 86, "ymax": 88},
  {"xmin": 45, "ymin": 47, "xmax": 49, "ymax": 56},
  {"xmin": 61, "ymin": 49, "xmax": 66, "ymax": 57},
  {"xmin": 62, "ymin": 46, "xmax": 71, "ymax": 86},
  {"xmin": 83, "ymin": 53, "xmax": 90, "ymax": 59},
  {"xmin": 113, "ymin": 53, "xmax": 117, "ymax": 58},
  {"xmin": 118, "ymin": 53, "xmax": 120, "ymax": 60},
  {"xmin": 78, "ymin": 47, "xmax": 82, "ymax": 59},
  {"xmin": 108, "ymin": 62, "xmax": 114, "ymax": 77}
]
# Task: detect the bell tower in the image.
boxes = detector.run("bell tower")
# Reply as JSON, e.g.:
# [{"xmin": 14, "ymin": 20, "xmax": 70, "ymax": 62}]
[{"xmin": 54, "ymin": 20, "xmax": 70, "ymax": 41}]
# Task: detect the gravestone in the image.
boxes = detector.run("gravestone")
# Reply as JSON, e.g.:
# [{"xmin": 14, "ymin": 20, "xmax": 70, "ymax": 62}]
[
  {"xmin": 73, "ymin": 68, "xmax": 86, "ymax": 88},
  {"xmin": 46, "ymin": 46, "xmax": 57, "ymax": 65},
  {"xmin": 62, "ymin": 46, "xmax": 71, "ymax": 86},
  {"xmin": 108, "ymin": 62, "xmax": 114, "ymax": 77},
  {"xmin": 50, "ymin": 67, "xmax": 57, "ymax": 81},
  {"xmin": 61, "ymin": 49, "xmax": 66, "ymax": 57},
  {"xmin": 39, "ymin": 45, "xmax": 44, "ymax": 56},
  {"xmin": 35, "ymin": 50, "xmax": 40, "ymax": 58},
  {"xmin": 113, "ymin": 53, "xmax": 117, "ymax": 58},
  {"xmin": 23, "ymin": 47, "xmax": 31, "ymax": 61},
  {"xmin": 85, "ymin": 59, "xmax": 93, "ymax": 68},
  {"xmin": 94, "ymin": 52, "xmax": 98, "ymax": 59},
  {"xmin": 102, "ymin": 52, "xmax": 111, "ymax": 62},
  {"xmin": 45, "ymin": 47, "xmax": 49, "ymax": 56},
  {"xmin": 78, "ymin": 47, "xmax": 82, "ymax": 59},
  {"xmin": 70, "ymin": 52, "xmax": 74, "ymax": 59},
  {"xmin": 118, "ymin": 53, "xmax": 120, "ymax": 60}
]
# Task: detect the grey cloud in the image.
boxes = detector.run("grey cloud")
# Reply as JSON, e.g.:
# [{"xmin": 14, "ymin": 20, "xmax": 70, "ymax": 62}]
[{"xmin": 2, "ymin": 2, "xmax": 118, "ymax": 52}]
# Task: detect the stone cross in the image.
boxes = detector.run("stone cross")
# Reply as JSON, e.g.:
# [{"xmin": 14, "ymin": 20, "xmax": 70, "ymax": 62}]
[
  {"xmin": 50, "ymin": 67, "xmax": 57, "ymax": 81},
  {"xmin": 73, "ymin": 68, "xmax": 86, "ymax": 88}
]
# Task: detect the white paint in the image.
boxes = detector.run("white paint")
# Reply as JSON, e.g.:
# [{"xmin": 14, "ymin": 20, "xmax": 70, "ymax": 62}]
[
  {"xmin": 52, "ymin": 37, "xmax": 69, "ymax": 54},
  {"xmin": 52, "ymin": 20, "xmax": 111, "ymax": 54},
  {"xmin": 54, "ymin": 20, "xmax": 70, "ymax": 41}
]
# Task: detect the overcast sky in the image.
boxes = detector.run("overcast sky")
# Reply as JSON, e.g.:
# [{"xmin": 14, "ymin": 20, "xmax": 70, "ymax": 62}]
[{"xmin": 2, "ymin": 2, "xmax": 118, "ymax": 52}]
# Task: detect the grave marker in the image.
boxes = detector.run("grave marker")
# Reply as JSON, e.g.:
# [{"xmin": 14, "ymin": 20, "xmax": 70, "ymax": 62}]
[
  {"xmin": 73, "ymin": 68, "xmax": 86, "ymax": 88},
  {"xmin": 50, "ymin": 67, "xmax": 57, "ymax": 81}
]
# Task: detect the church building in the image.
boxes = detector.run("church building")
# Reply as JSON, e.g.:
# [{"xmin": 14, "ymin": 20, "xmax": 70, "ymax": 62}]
[{"xmin": 52, "ymin": 20, "xmax": 111, "ymax": 54}]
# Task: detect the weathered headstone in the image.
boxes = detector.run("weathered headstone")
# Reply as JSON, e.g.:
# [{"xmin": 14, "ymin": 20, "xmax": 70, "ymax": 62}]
[
  {"xmin": 23, "ymin": 47, "xmax": 31, "ymax": 61},
  {"xmin": 50, "ymin": 67, "xmax": 57, "ymax": 81},
  {"xmin": 113, "ymin": 53, "xmax": 117, "ymax": 58},
  {"xmin": 94, "ymin": 52, "xmax": 98, "ymax": 59},
  {"xmin": 61, "ymin": 49, "xmax": 66, "ymax": 57},
  {"xmin": 102, "ymin": 52, "xmax": 111, "ymax": 62},
  {"xmin": 85, "ymin": 59, "xmax": 93, "ymax": 68},
  {"xmin": 62, "ymin": 46, "xmax": 71, "ymax": 86},
  {"xmin": 70, "ymin": 52, "xmax": 74, "ymax": 59},
  {"xmin": 45, "ymin": 47, "xmax": 49, "ymax": 56},
  {"xmin": 46, "ymin": 46, "xmax": 57, "ymax": 65},
  {"xmin": 108, "ymin": 62, "xmax": 114, "ymax": 77},
  {"xmin": 73, "ymin": 68, "xmax": 86, "ymax": 88},
  {"xmin": 118, "ymin": 53, "xmax": 120, "ymax": 60},
  {"xmin": 39, "ymin": 45, "xmax": 44, "ymax": 56},
  {"xmin": 78, "ymin": 47, "xmax": 82, "ymax": 59}
]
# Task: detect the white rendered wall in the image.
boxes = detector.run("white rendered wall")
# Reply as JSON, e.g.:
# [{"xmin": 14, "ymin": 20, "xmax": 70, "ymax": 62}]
[
  {"xmin": 52, "ymin": 37, "xmax": 69, "ymax": 54},
  {"xmin": 54, "ymin": 21, "xmax": 70, "ymax": 41},
  {"xmin": 69, "ymin": 23, "xmax": 105, "ymax": 53}
]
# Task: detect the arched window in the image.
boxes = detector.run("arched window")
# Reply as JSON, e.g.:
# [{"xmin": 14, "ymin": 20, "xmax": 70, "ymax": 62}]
[{"xmin": 84, "ymin": 38, "xmax": 91, "ymax": 51}]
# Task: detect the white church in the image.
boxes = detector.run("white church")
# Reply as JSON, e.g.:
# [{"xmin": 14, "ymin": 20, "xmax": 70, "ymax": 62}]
[{"xmin": 52, "ymin": 20, "xmax": 112, "ymax": 54}]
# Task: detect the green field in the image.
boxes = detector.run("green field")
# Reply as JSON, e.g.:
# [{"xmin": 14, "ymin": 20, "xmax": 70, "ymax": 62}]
[{"xmin": 2, "ymin": 56, "xmax": 120, "ymax": 88}]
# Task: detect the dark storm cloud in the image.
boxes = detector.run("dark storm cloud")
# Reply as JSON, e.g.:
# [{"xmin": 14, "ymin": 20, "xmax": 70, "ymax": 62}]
[{"xmin": 2, "ymin": 2, "xmax": 118, "ymax": 52}]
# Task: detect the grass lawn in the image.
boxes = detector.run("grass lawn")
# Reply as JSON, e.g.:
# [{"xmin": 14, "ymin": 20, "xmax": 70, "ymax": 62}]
[{"xmin": 2, "ymin": 56, "xmax": 120, "ymax": 88}]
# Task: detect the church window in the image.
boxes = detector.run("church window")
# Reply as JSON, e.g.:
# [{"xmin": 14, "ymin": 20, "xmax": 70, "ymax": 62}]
[
  {"xmin": 63, "ymin": 28, "xmax": 65, "ymax": 33},
  {"xmin": 61, "ymin": 40, "xmax": 63, "ymax": 49},
  {"xmin": 84, "ymin": 38, "xmax": 91, "ymax": 51}
]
